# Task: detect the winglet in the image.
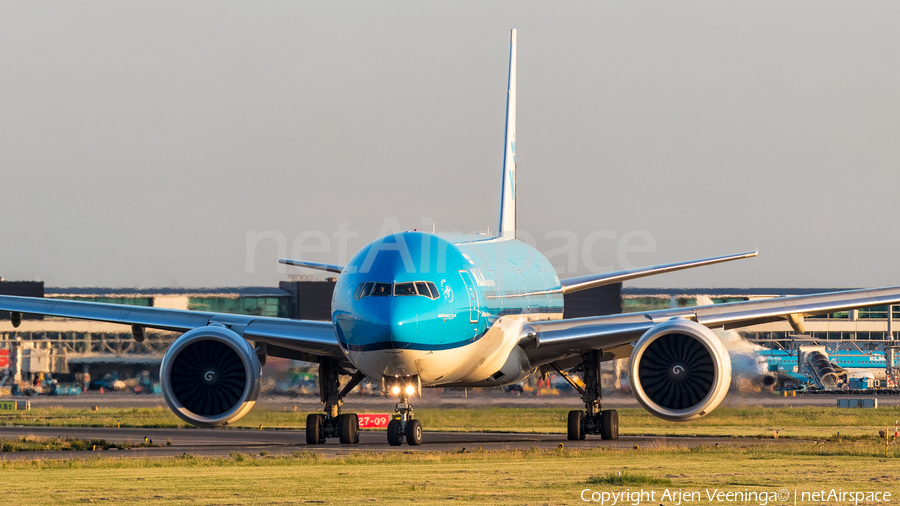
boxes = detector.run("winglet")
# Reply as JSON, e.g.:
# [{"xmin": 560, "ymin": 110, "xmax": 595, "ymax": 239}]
[{"xmin": 498, "ymin": 28, "xmax": 517, "ymax": 240}]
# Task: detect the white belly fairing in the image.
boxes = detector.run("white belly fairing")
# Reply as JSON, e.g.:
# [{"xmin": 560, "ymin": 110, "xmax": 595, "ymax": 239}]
[{"xmin": 347, "ymin": 315, "xmax": 537, "ymax": 387}]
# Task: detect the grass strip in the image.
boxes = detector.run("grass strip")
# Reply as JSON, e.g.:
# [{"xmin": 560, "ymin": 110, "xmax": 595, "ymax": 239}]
[
  {"xmin": 0, "ymin": 443, "xmax": 896, "ymax": 505},
  {"xmin": 0, "ymin": 435, "xmax": 163, "ymax": 452}
]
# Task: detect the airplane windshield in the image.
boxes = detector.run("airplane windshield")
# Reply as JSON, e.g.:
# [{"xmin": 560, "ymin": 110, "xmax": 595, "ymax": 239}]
[
  {"xmin": 354, "ymin": 281, "xmax": 441, "ymax": 300},
  {"xmin": 353, "ymin": 282, "xmax": 375, "ymax": 300},
  {"xmin": 394, "ymin": 283, "xmax": 416, "ymax": 296},
  {"xmin": 370, "ymin": 283, "xmax": 392, "ymax": 297}
]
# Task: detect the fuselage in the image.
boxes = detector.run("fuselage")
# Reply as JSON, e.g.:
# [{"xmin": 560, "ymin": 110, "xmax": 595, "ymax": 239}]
[{"xmin": 332, "ymin": 232, "xmax": 564, "ymax": 387}]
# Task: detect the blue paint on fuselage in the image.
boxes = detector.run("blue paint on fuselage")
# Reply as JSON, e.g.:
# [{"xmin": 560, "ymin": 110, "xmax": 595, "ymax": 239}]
[{"xmin": 332, "ymin": 232, "xmax": 563, "ymax": 353}]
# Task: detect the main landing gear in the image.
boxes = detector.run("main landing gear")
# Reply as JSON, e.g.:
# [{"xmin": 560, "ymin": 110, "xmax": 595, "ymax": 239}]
[
  {"xmin": 306, "ymin": 357, "xmax": 366, "ymax": 445},
  {"xmin": 384, "ymin": 376, "xmax": 423, "ymax": 446},
  {"xmin": 554, "ymin": 350, "xmax": 619, "ymax": 441}
]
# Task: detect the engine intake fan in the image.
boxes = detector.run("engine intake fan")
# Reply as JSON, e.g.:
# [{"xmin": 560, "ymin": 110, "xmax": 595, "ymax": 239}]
[
  {"xmin": 629, "ymin": 319, "xmax": 731, "ymax": 421},
  {"xmin": 160, "ymin": 325, "xmax": 261, "ymax": 427}
]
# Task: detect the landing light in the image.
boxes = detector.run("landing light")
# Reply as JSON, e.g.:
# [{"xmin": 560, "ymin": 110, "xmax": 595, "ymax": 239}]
[
  {"xmin": 391, "ymin": 386, "xmax": 401, "ymax": 395},
  {"xmin": 405, "ymin": 385, "xmax": 416, "ymax": 395}
]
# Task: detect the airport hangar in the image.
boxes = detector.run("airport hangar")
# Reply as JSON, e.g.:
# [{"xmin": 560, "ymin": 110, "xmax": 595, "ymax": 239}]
[{"xmin": 0, "ymin": 278, "xmax": 898, "ymax": 387}]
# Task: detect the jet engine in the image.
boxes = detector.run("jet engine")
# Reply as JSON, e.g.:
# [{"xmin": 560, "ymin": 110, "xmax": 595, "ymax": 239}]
[
  {"xmin": 160, "ymin": 325, "xmax": 261, "ymax": 427},
  {"xmin": 629, "ymin": 319, "xmax": 731, "ymax": 422}
]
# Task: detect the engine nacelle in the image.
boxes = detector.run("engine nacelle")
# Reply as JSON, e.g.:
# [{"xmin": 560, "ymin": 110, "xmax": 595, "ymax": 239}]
[
  {"xmin": 160, "ymin": 325, "xmax": 261, "ymax": 427},
  {"xmin": 629, "ymin": 319, "xmax": 731, "ymax": 422}
]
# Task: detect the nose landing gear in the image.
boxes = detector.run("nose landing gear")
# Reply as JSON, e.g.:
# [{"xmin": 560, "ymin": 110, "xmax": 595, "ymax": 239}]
[{"xmin": 384, "ymin": 375, "xmax": 423, "ymax": 446}]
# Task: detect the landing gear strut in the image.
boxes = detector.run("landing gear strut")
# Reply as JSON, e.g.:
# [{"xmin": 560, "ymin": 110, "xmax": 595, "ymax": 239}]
[
  {"xmin": 384, "ymin": 376, "xmax": 423, "ymax": 446},
  {"xmin": 554, "ymin": 350, "xmax": 619, "ymax": 441},
  {"xmin": 306, "ymin": 357, "xmax": 365, "ymax": 445}
]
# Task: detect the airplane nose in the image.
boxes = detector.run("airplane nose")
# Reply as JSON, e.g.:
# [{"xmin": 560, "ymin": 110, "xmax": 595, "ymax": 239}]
[
  {"xmin": 343, "ymin": 296, "xmax": 418, "ymax": 350},
  {"xmin": 389, "ymin": 306, "xmax": 419, "ymax": 348},
  {"xmin": 383, "ymin": 293, "xmax": 417, "ymax": 348},
  {"xmin": 347, "ymin": 312, "xmax": 392, "ymax": 348}
]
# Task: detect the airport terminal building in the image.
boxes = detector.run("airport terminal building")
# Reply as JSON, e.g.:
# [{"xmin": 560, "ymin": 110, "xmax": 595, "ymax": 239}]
[{"xmin": 0, "ymin": 280, "xmax": 336, "ymax": 383}]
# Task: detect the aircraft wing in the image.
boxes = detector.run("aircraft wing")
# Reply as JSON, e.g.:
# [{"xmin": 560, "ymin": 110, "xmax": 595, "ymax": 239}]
[
  {"xmin": 521, "ymin": 286, "xmax": 900, "ymax": 367},
  {"xmin": 0, "ymin": 295, "xmax": 343, "ymax": 361},
  {"xmin": 279, "ymin": 259, "xmax": 344, "ymax": 274},
  {"xmin": 559, "ymin": 251, "xmax": 758, "ymax": 293}
]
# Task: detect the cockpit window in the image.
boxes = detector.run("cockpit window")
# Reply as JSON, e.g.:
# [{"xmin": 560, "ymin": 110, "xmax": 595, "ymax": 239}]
[
  {"xmin": 427, "ymin": 282, "xmax": 440, "ymax": 299},
  {"xmin": 394, "ymin": 283, "xmax": 416, "ymax": 296},
  {"xmin": 354, "ymin": 281, "xmax": 440, "ymax": 299},
  {"xmin": 371, "ymin": 283, "xmax": 392, "ymax": 297},
  {"xmin": 353, "ymin": 282, "xmax": 374, "ymax": 300}
]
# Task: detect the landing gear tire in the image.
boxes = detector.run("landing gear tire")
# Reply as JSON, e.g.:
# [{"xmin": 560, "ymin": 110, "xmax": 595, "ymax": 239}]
[
  {"xmin": 567, "ymin": 410, "xmax": 585, "ymax": 441},
  {"xmin": 306, "ymin": 414, "xmax": 325, "ymax": 445},
  {"xmin": 406, "ymin": 419, "xmax": 423, "ymax": 446},
  {"xmin": 339, "ymin": 413, "xmax": 360, "ymax": 444},
  {"xmin": 600, "ymin": 410, "xmax": 618, "ymax": 440},
  {"xmin": 387, "ymin": 419, "xmax": 403, "ymax": 446}
]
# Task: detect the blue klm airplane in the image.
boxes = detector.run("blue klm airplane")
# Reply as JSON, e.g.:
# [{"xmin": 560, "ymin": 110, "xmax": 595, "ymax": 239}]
[{"xmin": 2, "ymin": 29, "xmax": 900, "ymax": 446}]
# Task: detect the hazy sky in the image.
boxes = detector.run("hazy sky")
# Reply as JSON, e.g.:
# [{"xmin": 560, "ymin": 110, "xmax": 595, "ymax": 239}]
[{"xmin": 2, "ymin": 2, "xmax": 899, "ymax": 289}]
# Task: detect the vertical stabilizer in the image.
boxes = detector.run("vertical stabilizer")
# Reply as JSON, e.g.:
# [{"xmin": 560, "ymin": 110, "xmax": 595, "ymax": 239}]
[{"xmin": 498, "ymin": 28, "xmax": 517, "ymax": 239}]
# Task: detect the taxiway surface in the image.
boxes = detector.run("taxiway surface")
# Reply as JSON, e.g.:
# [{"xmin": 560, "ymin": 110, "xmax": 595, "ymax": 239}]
[
  {"xmin": 0, "ymin": 426, "xmax": 791, "ymax": 461},
  {"xmin": 16, "ymin": 392, "xmax": 900, "ymax": 410},
  {"xmin": 0, "ymin": 392, "xmax": 881, "ymax": 461}
]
